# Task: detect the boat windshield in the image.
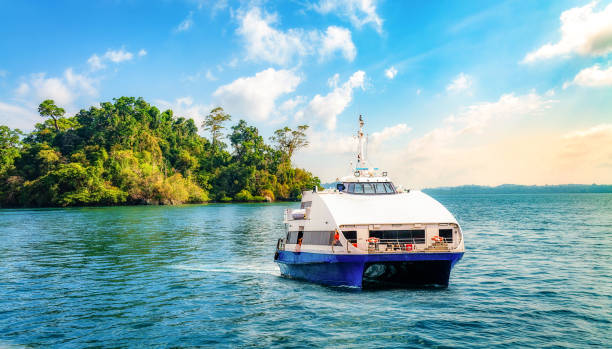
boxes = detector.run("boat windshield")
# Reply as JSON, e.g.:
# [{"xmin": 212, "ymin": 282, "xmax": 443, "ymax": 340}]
[{"xmin": 343, "ymin": 182, "xmax": 396, "ymax": 194}]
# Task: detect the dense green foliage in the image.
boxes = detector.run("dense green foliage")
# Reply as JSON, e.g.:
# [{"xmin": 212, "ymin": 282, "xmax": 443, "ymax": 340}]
[{"xmin": 0, "ymin": 97, "xmax": 320, "ymax": 207}]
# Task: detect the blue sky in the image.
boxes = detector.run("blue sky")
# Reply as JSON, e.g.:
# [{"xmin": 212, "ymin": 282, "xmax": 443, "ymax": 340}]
[{"xmin": 1, "ymin": 0, "xmax": 611, "ymax": 187}]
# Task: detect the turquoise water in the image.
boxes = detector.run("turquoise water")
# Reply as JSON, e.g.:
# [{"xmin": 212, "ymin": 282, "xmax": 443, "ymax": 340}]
[{"xmin": 1, "ymin": 194, "xmax": 611, "ymax": 348}]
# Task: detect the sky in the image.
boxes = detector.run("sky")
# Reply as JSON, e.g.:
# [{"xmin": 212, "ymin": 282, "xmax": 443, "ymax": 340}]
[{"xmin": 0, "ymin": 0, "xmax": 611, "ymax": 188}]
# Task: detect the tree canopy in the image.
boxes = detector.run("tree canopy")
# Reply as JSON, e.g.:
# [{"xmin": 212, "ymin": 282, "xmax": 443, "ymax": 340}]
[
  {"xmin": 270, "ymin": 124, "xmax": 309, "ymax": 161},
  {"xmin": 0, "ymin": 97, "xmax": 320, "ymax": 207},
  {"xmin": 38, "ymin": 99, "xmax": 65, "ymax": 131}
]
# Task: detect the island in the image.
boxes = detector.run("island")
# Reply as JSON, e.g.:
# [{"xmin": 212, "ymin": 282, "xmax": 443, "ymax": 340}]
[{"xmin": 0, "ymin": 97, "xmax": 320, "ymax": 207}]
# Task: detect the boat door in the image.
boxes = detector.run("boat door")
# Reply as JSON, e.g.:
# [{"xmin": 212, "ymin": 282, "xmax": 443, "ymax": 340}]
[
  {"xmin": 356, "ymin": 225, "xmax": 369, "ymax": 251},
  {"xmin": 426, "ymin": 224, "xmax": 438, "ymax": 247}
]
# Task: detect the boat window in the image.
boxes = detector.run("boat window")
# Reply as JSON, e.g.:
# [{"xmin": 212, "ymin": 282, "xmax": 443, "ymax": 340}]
[
  {"xmin": 287, "ymin": 231, "xmax": 299, "ymax": 244},
  {"xmin": 363, "ymin": 183, "xmax": 375, "ymax": 194},
  {"xmin": 301, "ymin": 231, "xmax": 335, "ymax": 245},
  {"xmin": 384, "ymin": 182, "xmax": 395, "ymax": 193},
  {"xmin": 347, "ymin": 183, "xmax": 354, "ymax": 193},
  {"xmin": 342, "ymin": 230, "xmax": 357, "ymax": 242},
  {"xmin": 439, "ymin": 229, "xmax": 453, "ymax": 242},
  {"xmin": 354, "ymin": 183, "xmax": 364, "ymax": 193},
  {"xmin": 369, "ymin": 230, "xmax": 425, "ymax": 243},
  {"xmin": 374, "ymin": 182, "xmax": 385, "ymax": 193}
]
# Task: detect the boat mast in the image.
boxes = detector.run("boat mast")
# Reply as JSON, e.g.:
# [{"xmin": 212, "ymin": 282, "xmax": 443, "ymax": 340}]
[{"xmin": 357, "ymin": 115, "xmax": 366, "ymax": 170}]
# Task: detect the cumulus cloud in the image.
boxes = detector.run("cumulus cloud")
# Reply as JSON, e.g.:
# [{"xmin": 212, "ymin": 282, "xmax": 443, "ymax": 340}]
[
  {"xmin": 236, "ymin": 7, "xmax": 357, "ymax": 65},
  {"xmin": 176, "ymin": 12, "xmax": 194, "ymax": 32},
  {"xmin": 370, "ymin": 124, "xmax": 411, "ymax": 147},
  {"xmin": 87, "ymin": 55, "xmax": 104, "ymax": 71},
  {"xmin": 0, "ymin": 101, "xmax": 40, "ymax": 130},
  {"xmin": 305, "ymin": 122, "xmax": 410, "ymax": 156},
  {"xmin": 320, "ymin": 26, "xmax": 356, "ymax": 61},
  {"xmin": 138, "ymin": 49, "xmax": 147, "ymax": 57},
  {"xmin": 296, "ymin": 70, "xmax": 365, "ymax": 130},
  {"xmin": 314, "ymin": 0, "xmax": 383, "ymax": 33},
  {"xmin": 384, "ymin": 66, "xmax": 397, "ymax": 79},
  {"xmin": 446, "ymin": 73, "xmax": 473, "ymax": 93},
  {"xmin": 87, "ymin": 48, "xmax": 136, "ymax": 71},
  {"xmin": 279, "ymin": 96, "xmax": 306, "ymax": 113},
  {"xmin": 16, "ymin": 70, "xmax": 97, "ymax": 106},
  {"xmin": 213, "ymin": 68, "xmax": 301, "ymax": 121},
  {"xmin": 155, "ymin": 96, "xmax": 212, "ymax": 129},
  {"xmin": 381, "ymin": 92, "xmax": 556, "ymax": 187},
  {"xmin": 523, "ymin": 1, "xmax": 612, "ymax": 62},
  {"xmin": 564, "ymin": 63, "xmax": 612, "ymax": 88}
]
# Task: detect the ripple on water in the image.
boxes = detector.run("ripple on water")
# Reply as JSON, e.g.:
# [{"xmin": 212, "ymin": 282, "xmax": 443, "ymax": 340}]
[{"xmin": 0, "ymin": 195, "xmax": 611, "ymax": 347}]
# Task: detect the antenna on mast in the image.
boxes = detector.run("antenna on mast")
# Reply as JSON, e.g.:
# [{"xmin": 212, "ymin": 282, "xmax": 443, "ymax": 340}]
[{"xmin": 357, "ymin": 115, "xmax": 366, "ymax": 171}]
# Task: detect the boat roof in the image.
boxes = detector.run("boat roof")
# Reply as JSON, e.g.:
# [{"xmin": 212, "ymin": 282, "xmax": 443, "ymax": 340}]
[{"xmin": 318, "ymin": 190, "xmax": 458, "ymax": 226}]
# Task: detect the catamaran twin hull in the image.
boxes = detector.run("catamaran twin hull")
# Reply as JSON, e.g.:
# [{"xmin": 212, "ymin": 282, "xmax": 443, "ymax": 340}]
[
  {"xmin": 276, "ymin": 250, "xmax": 463, "ymax": 288},
  {"xmin": 274, "ymin": 116, "xmax": 465, "ymax": 288}
]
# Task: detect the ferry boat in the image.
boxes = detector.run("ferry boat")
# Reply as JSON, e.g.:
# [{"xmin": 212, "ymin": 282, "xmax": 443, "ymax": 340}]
[{"xmin": 273, "ymin": 116, "xmax": 465, "ymax": 288}]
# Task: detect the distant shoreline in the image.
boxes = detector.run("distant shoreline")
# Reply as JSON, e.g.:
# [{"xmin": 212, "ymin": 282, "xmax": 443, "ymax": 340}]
[{"xmin": 422, "ymin": 184, "xmax": 612, "ymax": 195}]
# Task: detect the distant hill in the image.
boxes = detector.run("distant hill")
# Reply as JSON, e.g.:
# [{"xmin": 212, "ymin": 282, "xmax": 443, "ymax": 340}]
[{"xmin": 422, "ymin": 184, "xmax": 612, "ymax": 195}]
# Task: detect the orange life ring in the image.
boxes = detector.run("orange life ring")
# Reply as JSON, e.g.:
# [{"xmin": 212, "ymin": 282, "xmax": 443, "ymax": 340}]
[
  {"xmin": 367, "ymin": 237, "xmax": 379, "ymax": 243},
  {"xmin": 431, "ymin": 236, "xmax": 443, "ymax": 242}
]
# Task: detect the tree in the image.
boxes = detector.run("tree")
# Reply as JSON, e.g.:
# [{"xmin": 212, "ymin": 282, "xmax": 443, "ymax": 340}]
[
  {"xmin": 202, "ymin": 107, "xmax": 231, "ymax": 147},
  {"xmin": 0, "ymin": 126, "xmax": 23, "ymax": 176},
  {"xmin": 38, "ymin": 100, "xmax": 65, "ymax": 131},
  {"xmin": 270, "ymin": 125, "xmax": 309, "ymax": 161}
]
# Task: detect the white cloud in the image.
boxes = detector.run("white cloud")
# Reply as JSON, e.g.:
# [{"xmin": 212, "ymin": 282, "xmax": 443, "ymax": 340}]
[
  {"xmin": 15, "ymin": 69, "xmax": 99, "ymax": 110},
  {"xmin": 64, "ymin": 68, "xmax": 97, "ymax": 97},
  {"xmin": 370, "ymin": 124, "xmax": 411, "ymax": 149},
  {"xmin": 155, "ymin": 96, "xmax": 212, "ymax": 129},
  {"xmin": 105, "ymin": 49, "xmax": 133, "ymax": 63},
  {"xmin": 563, "ymin": 123, "xmax": 612, "ymax": 139},
  {"xmin": 205, "ymin": 69, "xmax": 217, "ymax": 81},
  {"xmin": 565, "ymin": 63, "xmax": 612, "ymax": 88},
  {"xmin": 416, "ymin": 88, "xmax": 422, "ymax": 95},
  {"xmin": 18, "ymin": 73, "xmax": 74, "ymax": 106},
  {"xmin": 523, "ymin": 1, "xmax": 612, "ymax": 62},
  {"xmin": 87, "ymin": 54, "xmax": 105, "ymax": 71},
  {"xmin": 15, "ymin": 82, "xmax": 29, "ymax": 96},
  {"xmin": 446, "ymin": 73, "xmax": 473, "ymax": 93},
  {"xmin": 384, "ymin": 66, "xmax": 397, "ymax": 79},
  {"xmin": 297, "ymin": 70, "xmax": 365, "ymax": 130},
  {"xmin": 320, "ymin": 26, "xmax": 356, "ymax": 61},
  {"xmin": 236, "ymin": 7, "xmax": 356, "ymax": 65},
  {"xmin": 446, "ymin": 92, "xmax": 553, "ymax": 134},
  {"xmin": 138, "ymin": 49, "xmax": 147, "ymax": 57},
  {"xmin": 305, "ymin": 124, "xmax": 411, "ymax": 155},
  {"xmin": 213, "ymin": 68, "xmax": 301, "ymax": 121},
  {"xmin": 382, "ymin": 92, "xmax": 555, "ymax": 187},
  {"xmin": 315, "ymin": 0, "xmax": 383, "ymax": 33},
  {"xmin": 279, "ymin": 96, "xmax": 306, "ymax": 113},
  {"xmin": 0, "ymin": 101, "xmax": 40, "ymax": 130},
  {"xmin": 88, "ymin": 48, "xmax": 135, "ymax": 71},
  {"xmin": 176, "ymin": 12, "xmax": 194, "ymax": 32}
]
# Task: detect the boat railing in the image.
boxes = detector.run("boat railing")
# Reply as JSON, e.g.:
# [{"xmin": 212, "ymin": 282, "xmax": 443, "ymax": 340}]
[
  {"xmin": 276, "ymin": 238, "xmax": 285, "ymax": 251},
  {"xmin": 346, "ymin": 237, "xmax": 454, "ymax": 253}
]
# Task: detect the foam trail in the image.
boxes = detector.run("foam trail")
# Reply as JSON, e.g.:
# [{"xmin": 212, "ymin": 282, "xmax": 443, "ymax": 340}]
[{"xmin": 172, "ymin": 262, "xmax": 280, "ymax": 276}]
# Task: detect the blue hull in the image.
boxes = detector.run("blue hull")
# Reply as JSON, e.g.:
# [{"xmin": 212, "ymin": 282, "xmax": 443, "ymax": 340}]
[{"xmin": 275, "ymin": 251, "xmax": 464, "ymax": 288}]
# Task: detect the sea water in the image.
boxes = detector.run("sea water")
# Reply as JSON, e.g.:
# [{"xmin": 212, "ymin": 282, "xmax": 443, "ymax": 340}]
[{"xmin": 0, "ymin": 194, "xmax": 611, "ymax": 348}]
